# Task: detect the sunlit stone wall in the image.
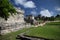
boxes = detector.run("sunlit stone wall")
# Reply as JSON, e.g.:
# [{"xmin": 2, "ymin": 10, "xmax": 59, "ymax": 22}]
[{"xmin": 7, "ymin": 7, "xmax": 25, "ymax": 24}]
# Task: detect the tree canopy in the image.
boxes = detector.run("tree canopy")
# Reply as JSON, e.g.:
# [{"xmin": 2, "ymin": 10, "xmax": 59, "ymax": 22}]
[{"xmin": 0, "ymin": 0, "xmax": 16, "ymax": 20}]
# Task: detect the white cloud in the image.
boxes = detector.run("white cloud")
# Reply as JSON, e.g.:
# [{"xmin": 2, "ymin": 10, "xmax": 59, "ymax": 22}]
[
  {"xmin": 40, "ymin": 9, "xmax": 52, "ymax": 17},
  {"xmin": 55, "ymin": 7, "xmax": 60, "ymax": 11},
  {"xmin": 24, "ymin": 1, "xmax": 36, "ymax": 8},
  {"xmin": 15, "ymin": 0, "xmax": 26, "ymax": 5},
  {"xmin": 14, "ymin": 0, "xmax": 36, "ymax": 8}
]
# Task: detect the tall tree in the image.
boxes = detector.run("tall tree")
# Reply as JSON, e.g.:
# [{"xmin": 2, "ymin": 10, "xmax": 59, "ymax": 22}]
[
  {"xmin": 56, "ymin": 14, "xmax": 60, "ymax": 17},
  {"xmin": 50, "ymin": 16, "xmax": 55, "ymax": 21},
  {"xmin": 0, "ymin": 0, "xmax": 16, "ymax": 20}
]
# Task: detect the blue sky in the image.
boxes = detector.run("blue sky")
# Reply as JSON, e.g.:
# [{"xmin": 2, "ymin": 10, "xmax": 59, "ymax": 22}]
[{"xmin": 10, "ymin": 0, "xmax": 60, "ymax": 17}]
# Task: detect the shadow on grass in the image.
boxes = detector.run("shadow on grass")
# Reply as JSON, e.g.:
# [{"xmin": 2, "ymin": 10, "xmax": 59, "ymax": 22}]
[{"xmin": 16, "ymin": 34, "xmax": 54, "ymax": 40}]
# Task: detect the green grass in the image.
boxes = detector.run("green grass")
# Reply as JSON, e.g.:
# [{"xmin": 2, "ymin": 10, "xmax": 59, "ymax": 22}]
[
  {"xmin": 25, "ymin": 22, "xmax": 60, "ymax": 40},
  {"xmin": 55, "ymin": 17, "xmax": 60, "ymax": 20},
  {"xmin": 0, "ymin": 22, "xmax": 60, "ymax": 40},
  {"xmin": 0, "ymin": 28, "xmax": 33, "ymax": 40}
]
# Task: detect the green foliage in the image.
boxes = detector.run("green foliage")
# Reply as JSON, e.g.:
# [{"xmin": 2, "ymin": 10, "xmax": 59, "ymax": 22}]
[
  {"xmin": 0, "ymin": 0, "xmax": 16, "ymax": 20},
  {"xmin": 55, "ymin": 14, "xmax": 60, "ymax": 20}
]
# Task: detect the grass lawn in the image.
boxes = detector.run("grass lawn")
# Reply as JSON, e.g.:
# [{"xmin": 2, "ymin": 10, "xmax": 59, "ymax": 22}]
[
  {"xmin": 25, "ymin": 22, "xmax": 60, "ymax": 40},
  {"xmin": 0, "ymin": 28, "xmax": 33, "ymax": 40}
]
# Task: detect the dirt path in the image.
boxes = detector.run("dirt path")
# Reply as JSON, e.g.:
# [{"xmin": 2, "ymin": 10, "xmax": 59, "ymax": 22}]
[
  {"xmin": 34, "ymin": 20, "xmax": 60, "ymax": 27},
  {"xmin": 34, "ymin": 21, "xmax": 47, "ymax": 27}
]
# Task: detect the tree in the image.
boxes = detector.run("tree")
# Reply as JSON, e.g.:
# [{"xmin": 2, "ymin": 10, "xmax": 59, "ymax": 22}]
[
  {"xmin": 0, "ymin": 0, "xmax": 16, "ymax": 20},
  {"xmin": 55, "ymin": 14, "xmax": 60, "ymax": 20},
  {"xmin": 49, "ymin": 16, "xmax": 55, "ymax": 21},
  {"xmin": 56, "ymin": 14, "xmax": 60, "ymax": 17},
  {"xmin": 0, "ymin": 0, "xmax": 16, "ymax": 36}
]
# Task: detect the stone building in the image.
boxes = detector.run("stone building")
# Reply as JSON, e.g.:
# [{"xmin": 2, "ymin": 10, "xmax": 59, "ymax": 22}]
[
  {"xmin": 0, "ymin": 7, "xmax": 26, "ymax": 34},
  {"xmin": 6, "ymin": 7, "xmax": 25, "ymax": 24},
  {"xmin": 24, "ymin": 15, "xmax": 38, "ymax": 25}
]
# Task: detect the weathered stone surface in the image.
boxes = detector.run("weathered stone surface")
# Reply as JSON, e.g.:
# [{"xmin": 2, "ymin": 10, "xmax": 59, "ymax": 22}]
[{"xmin": 0, "ymin": 8, "xmax": 28, "ymax": 34}]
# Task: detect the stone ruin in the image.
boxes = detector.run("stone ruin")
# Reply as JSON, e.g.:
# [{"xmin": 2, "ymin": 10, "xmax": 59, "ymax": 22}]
[
  {"xmin": 0, "ymin": 8, "xmax": 32, "ymax": 35},
  {"xmin": 0, "ymin": 7, "xmax": 46, "ymax": 35}
]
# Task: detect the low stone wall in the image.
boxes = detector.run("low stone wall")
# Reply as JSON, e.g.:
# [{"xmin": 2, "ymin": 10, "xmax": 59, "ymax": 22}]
[
  {"xmin": 1, "ymin": 22, "xmax": 32, "ymax": 35},
  {"xmin": 0, "ymin": 21, "xmax": 47, "ymax": 35}
]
